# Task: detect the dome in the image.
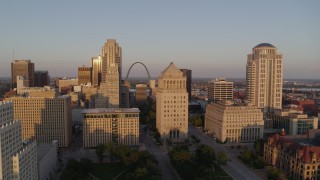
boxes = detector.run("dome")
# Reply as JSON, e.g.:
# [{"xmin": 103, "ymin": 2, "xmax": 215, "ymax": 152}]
[{"xmin": 254, "ymin": 43, "xmax": 276, "ymax": 48}]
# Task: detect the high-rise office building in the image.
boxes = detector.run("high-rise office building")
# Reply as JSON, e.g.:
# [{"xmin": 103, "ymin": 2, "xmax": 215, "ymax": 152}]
[
  {"xmin": 208, "ymin": 78, "xmax": 233, "ymax": 103},
  {"xmin": 100, "ymin": 39, "xmax": 122, "ymax": 108},
  {"xmin": 6, "ymin": 91, "xmax": 72, "ymax": 147},
  {"xmin": 156, "ymin": 63, "xmax": 188, "ymax": 140},
  {"xmin": 82, "ymin": 108, "xmax": 140, "ymax": 147},
  {"xmin": 91, "ymin": 56, "xmax": 102, "ymax": 86},
  {"xmin": 11, "ymin": 60, "xmax": 35, "ymax": 88},
  {"xmin": 246, "ymin": 43, "xmax": 283, "ymax": 112},
  {"xmin": 78, "ymin": 66, "xmax": 92, "ymax": 85},
  {"xmin": 180, "ymin": 69, "xmax": 192, "ymax": 101},
  {"xmin": 0, "ymin": 101, "xmax": 38, "ymax": 180},
  {"xmin": 34, "ymin": 70, "xmax": 50, "ymax": 87}
]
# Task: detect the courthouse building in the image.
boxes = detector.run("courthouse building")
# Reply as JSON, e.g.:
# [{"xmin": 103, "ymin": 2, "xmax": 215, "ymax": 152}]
[
  {"xmin": 205, "ymin": 100, "xmax": 264, "ymax": 142},
  {"xmin": 156, "ymin": 62, "xmax": 188, "ymax": 140}
]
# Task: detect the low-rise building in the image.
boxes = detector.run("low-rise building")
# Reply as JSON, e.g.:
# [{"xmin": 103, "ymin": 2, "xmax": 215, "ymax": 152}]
[
  {"xmin": 205, "ymin": 100, "xmax": 264, "ymax": 142},
  {"xmin": 264, "ymin": 131, "xmax": 320, "ymax": 180},
  {"xmin": 82, "ymin": 108, "xmax": 140, "ymax": 148},
  {"xmin": 265, "ymin": 109, "xmax": 318, "ymax": 136}
]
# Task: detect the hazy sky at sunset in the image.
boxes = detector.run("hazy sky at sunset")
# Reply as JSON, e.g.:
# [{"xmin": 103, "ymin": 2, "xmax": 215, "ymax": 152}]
[{"xmin": 0, "ymin": 1, "xmax": 319, "ymax": 79}]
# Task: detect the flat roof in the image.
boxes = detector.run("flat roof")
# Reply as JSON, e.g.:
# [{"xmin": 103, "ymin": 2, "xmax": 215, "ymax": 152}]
[
  {"xmin": 82, "ymin": 108, "xmax": 140, "ymax": 114},
  {"xmin": 37, "ymin": 143, "xmax": 55, "ymax": 161}
]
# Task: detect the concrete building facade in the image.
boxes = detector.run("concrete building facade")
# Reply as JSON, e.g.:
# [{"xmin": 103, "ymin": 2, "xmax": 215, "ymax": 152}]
[
  {"xmin": 208, "ymin": 78, "xmax": 233, "ymax": 103},
  {"xmin": 82, "ymin": 108, "xmax": 139, "ymax": 148},
  {"xmin": 180, "ymin": 69, "xmax": 192, "ymax": 101},
  {"xmin": 6, "ymin": 93, "xmax": 72, "ymax": 147},
  {"xmin": 0, "ymin": 101, "xmax": 38, "ymax": 180},
  {"xmin": 205, "ymin": 101, "xmax": 264, "ymax": 143},
  {"xmin": 156, "ymin": 63, "xmax": 188, "ymax": 140},
  {"xmin": 246, "ymin": 43, "xmax": 283, "ymax": 112}
]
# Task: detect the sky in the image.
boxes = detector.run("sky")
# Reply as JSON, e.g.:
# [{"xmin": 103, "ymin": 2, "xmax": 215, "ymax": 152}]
[{"xmin": 0, "ymin": 1, "xmax": 319, "ymax": 79}]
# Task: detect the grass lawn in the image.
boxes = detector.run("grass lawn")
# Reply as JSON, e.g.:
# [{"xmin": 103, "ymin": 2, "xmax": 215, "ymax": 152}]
[{"xmin": 90, "ymin": 162, "xmax": 128, "ymax": 180}]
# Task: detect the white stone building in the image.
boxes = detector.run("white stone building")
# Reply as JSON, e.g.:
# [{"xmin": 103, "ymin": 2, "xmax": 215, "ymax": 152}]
[{"xmin": 156, "ymin": 62, "xmax": 188, "ymax": 140}]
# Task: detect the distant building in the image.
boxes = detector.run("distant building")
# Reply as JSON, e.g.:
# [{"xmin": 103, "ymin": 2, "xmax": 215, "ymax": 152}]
[
  {"xmin": 136, "ymin": 84, "xmax": 147, "ymax": 103},
  {"xmin": 91, "ymin": 56, "xmax": 102, "ymax": 86},
  {"xmin": 121, "ymin": 80, "xmax": 130, "ymax": 108},
  {"xmin": 156, "ymin": 62, "xmax": 188, "ymax": 140},
  {"xmin": 265, "ymin": 109, "xmax": 318, "ymax": 136},
  {"xmin": 82, "ymin": 108, "xmax": 140, "ymax": 147},
  {"xmin": 11, "ymin": 60, "xmax": 35, "ymax": 88},
  {"xmin": 78, "ymin": 66, "xmax": 92, "ymax": 85},
  {"xmin": 58, "ymin": 78, "xmax": 78, "ymax": 92},
  {"xmin": 246, "ymin": 43, "xmax": 283, "ymax": 112},
  {"xmin": 6, "ymin": 92, "xmax": 72, "ymax": 147},
  {"xmin": 16, "ymin": 76, "xmax": 29, "ymax": 93},
  {"xmin": 180, "ymin": 69, "xmax": 191, "ymax": 101},
  {"xmin": 205, "ymin": 100, "xmax": 264, "ymax": 143},
  {"xmin": 34, "ymin": 71, "xmax": 50, "ymax": 87},
  {"xmin": 208, "ymin": 78, "xmax": 233, "ymax": 103},
  {"xmin": 264, "ymin": 131, "xmax": 320, "ymax": 180},
  {"xmin": 0, "ymin": 101, "xmax": 38, "ymax": 180}
]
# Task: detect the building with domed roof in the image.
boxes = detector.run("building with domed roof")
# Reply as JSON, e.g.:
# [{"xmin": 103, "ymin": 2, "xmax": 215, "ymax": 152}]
[
  {"xmin": 156, "ymin": 62, "xmax": 188, "ymax": 140},
  {"xmin": 246, "ymin": 43, "xmax": 283, "ymax": 112}
]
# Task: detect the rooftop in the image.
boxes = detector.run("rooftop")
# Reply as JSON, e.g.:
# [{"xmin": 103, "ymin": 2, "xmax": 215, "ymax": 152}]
[
  {"xmin": 82, "ymin": 108, "xmax": 140, "ymax": 114},
  {"xmin": 254, "ymin": 43, "xmax": 276, "ymax": 48}
]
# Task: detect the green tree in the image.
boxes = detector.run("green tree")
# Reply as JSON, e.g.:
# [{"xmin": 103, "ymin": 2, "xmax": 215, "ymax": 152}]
[
  {"xmin": 78, "ymin": 158, "xmax": 93, "ymax": 177},
  {"xmin": 66, "ymin": 158, "xmax": 79, "ymax": 171},
  {"xmin": 253, "ymin": 156, "xmax": 266, "ymax": 169},
  {"xmin": 60, "ymin": 169, "xmax": 80, "ymax": 180},
  {"xmin": 195, "ymin": 144, "xmax": 215, "ymax": 166},
  {"xmin": 216, "ymin": 151, "xmax": 228, "ymax": 165},
  {"xmin": 240, "ymin": 149, "xmax": 252, "ymax": 164},
  {"xmin": 106, "ymin": 142, "xmax": 115, "ymax": 161},
  {"xmin": 254, "ymin": 139, "xmax": 265, "ymax": 155},
  {"xmin": 266, "ymin": 167, "xmax": 280, "ymax": 180},
  {"xmin": 95, "ymin": 144, "xmax": 106, "ymax": 162}
]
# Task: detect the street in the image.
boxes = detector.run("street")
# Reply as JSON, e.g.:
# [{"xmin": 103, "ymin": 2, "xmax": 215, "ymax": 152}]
[
  {"xmin": 140, "ymin": 126, "xmax": 181, "ymax": 180},
  {"xmin": 188, "ymin": 125, "xmax": 263, "ymax": 180}
]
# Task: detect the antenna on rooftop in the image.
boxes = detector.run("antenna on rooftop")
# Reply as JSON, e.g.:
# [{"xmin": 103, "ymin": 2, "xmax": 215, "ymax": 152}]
[{"xmin": 13, "ymin": 50, "xmax": 15, "ymax": 61}]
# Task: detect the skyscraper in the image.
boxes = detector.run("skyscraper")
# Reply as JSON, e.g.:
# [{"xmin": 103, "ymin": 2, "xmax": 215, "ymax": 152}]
[
  {"xmin": 100, "ymin": 39, "xmax": 122, "ymax": 108},
  {"xmin": 180, "ymin": 69, "xmax": 192, "ymax": 101},
  {"xmin": 91, "ymin": 56, "xmax": 102, "ymax": 86},
  {"xmin": 11, "ymin": 60, "xmax": 35, "ymax": 88},
  {"xmin": 156, "ymin": 62, "xmax": 188, "ymax": 140},
  {"xmin": 246, "ymin": 43, "xmax": 283, "ymax": 112}
]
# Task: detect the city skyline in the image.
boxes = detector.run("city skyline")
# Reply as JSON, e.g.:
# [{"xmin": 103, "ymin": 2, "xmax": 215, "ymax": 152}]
[{"xmin": 0, "ymin": 1, "xmax": 319, "ymax": 79}]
